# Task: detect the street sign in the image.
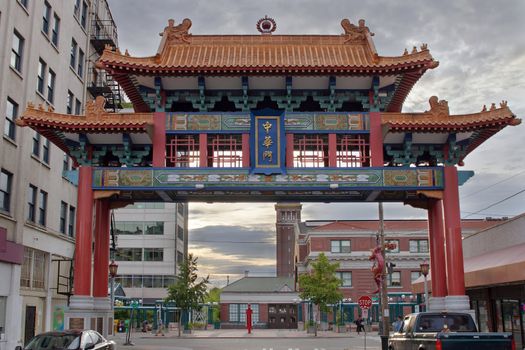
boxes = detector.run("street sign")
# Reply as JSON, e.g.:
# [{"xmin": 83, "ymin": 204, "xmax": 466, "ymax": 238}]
[{"xmin": 358, "ymin": 295, "xmax": 372, "ymax": 309}]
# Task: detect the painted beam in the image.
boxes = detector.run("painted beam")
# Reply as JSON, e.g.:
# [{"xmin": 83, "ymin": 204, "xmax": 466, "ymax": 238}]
[{"xmin": 92, "ymin": 167, "xmax": 444, "ymax": 191}]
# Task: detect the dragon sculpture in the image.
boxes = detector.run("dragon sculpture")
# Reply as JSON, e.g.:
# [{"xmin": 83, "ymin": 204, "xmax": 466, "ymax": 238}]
[{"xmin": 368, "ymin": 245, "xmax": 385, "ymax": 294}]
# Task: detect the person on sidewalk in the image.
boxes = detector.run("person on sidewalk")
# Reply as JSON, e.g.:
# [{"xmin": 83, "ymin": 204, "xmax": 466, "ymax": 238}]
[
  {"xmin": 392, "ymin": 316, "xmax": 403, "ymax": 332},
  {"xmin": 355, "ymin": 317, "xmax": 364, "ymax": 334},
  {"xmin": 155, "ymin": 318, "xmax": 165, "ymax": 336}
]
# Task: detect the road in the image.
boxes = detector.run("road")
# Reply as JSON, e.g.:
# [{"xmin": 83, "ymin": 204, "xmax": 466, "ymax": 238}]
[{"xmin": 110, "ymin": 332, "xmax": 382, "ymax": 350}]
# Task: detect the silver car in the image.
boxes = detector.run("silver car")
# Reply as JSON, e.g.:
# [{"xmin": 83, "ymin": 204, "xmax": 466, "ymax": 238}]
[{"xmin": 17, "ymin": 330, "xmax": 116, "ymax": 350}]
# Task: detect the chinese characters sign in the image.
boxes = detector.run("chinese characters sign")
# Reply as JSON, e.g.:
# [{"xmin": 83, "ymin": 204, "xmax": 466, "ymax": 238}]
[{"xmin": 252, "ymin": 114, "xmax": 285, "ymax": 174}]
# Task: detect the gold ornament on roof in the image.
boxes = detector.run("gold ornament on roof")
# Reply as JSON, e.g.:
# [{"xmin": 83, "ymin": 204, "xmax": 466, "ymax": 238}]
[
  {"xmin": 162, "ymin": 18, "xmax": 192, "ymax": 44},
  {"xmin": 500, "ymin": 100, "xmax": 508, "ymax": 108},
  {"xmin": 426, "ymin": 96, "xmax": 449, "ymax": 117},
  {"xmin": 86, "ymin": 96, "xmax": 106, "ymax": 120},
  {"xmin": 420, "ymin": 43, "xmax": 428, "ymax": 50},
  {"xmin": 341, "ymin": 18, "xmax": 373, "ymax": 43}
]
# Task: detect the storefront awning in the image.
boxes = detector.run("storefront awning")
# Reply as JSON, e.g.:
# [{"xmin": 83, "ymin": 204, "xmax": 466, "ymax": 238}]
[{"xmin": 412, "ymin": 242, "xmax": 525, "ymax": 293}]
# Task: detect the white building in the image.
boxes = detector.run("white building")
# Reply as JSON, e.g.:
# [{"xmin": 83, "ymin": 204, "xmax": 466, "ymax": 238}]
[
  {"xmin": 0, "ymin": 0, "xmax": 117, "ymax": 348},
  {"xmin": 113, "ymin": 203, "xmax": 188, "ymax": 304}
]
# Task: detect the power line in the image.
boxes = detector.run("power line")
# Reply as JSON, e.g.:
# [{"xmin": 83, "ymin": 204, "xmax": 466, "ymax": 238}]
[
  {"xmin": 463, "ymin": 188, "xmax": 525, "ymax": 218},
  {"xmin": 462, "ymin": 169, "xmax": 525, "ymax": 199}
]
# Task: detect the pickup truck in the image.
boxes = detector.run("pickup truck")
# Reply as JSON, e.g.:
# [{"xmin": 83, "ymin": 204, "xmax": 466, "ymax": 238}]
[{"xmin": 388, "ymin": 312, "xmax": 515, "ymax": 350}]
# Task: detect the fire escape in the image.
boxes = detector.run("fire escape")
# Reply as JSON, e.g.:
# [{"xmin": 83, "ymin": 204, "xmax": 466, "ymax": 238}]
[{"xmin": 88, "ymin": 17, "xmax": 123, "ymax": 112}]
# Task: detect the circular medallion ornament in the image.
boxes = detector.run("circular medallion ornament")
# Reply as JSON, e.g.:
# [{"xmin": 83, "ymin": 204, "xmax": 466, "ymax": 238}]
[{"xmin": 256, "ymin": 15, "xmax": 277, "ymax": 34}]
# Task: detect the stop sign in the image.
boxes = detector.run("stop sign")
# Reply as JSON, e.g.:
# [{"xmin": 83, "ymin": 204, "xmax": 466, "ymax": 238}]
[{"xmin": 358, "ymin": 295, "xmax": 372, "ymax": 309}]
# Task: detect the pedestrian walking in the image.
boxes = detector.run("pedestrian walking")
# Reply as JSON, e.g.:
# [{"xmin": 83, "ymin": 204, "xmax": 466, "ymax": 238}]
[
  {"xmin": 355, "ymin": 317, "xmax": 365, "ymax": 334},
  {"xmin": 155, "ymin": 318, "xmax": 165, "ymax": 336}
]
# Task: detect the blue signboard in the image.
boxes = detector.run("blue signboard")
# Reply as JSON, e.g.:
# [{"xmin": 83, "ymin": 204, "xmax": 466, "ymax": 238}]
[{"xmin": 251, "ymin": 111, "xmax": 285, "ymax": 175}]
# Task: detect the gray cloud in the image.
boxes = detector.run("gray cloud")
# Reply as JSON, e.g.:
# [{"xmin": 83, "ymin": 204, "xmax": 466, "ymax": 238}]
[{"xmin": 108, "ymin": 0, "xmax": 525, "ymax": 284}]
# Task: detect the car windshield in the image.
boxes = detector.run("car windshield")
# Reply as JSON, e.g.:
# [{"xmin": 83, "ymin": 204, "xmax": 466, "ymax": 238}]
[
  {"xmin": 25, "ymin": 334, "xmax": 80, "ymax": 350},
  {"xmin": 417, "ymin": 314, "xmax": 477, "ymax": 332}
]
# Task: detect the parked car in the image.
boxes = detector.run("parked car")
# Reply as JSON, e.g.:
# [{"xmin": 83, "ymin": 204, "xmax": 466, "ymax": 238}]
[
  {"xmin": 17, "ymin": 330, "xmax": 116, "ymax": 350},
  {"xmin": 388, "ymin": 312, "xmax": 515, "ymax": 350}
]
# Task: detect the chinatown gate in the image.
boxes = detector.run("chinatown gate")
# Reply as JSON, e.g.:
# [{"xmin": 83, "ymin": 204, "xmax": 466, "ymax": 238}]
[{"xmin": 18, "ymin": 17, "xmax": 520, "ymax": 336}]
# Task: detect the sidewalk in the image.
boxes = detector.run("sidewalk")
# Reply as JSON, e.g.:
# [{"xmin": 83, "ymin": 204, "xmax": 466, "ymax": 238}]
[{"xmin": 113, "ymin": 328, "xmax": 381, "ymax": 340}]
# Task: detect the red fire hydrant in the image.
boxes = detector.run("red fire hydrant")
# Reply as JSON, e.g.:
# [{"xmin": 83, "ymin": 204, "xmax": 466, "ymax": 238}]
[{"xmin": 246, "ymin": 304, "xmax": 253, "ymax": 334}]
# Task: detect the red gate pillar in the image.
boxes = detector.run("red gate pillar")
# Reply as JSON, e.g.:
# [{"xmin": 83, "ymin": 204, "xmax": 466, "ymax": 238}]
[
  {"xmin": 442, "ymin": 165, "xmax": 469, "ymax": 310},
  {"xmin": 153, "ymin": 112, "xmax": 166, "ymax": 167},
  {"xmin": 427, "ymin": 199, "xmax": 447, "ymax": 310},
  {"xmin": 93, "ymin": 199, "xmax": 111, "ymax": 309},
  {"xmin": 246, "ymin": 304, "xmax": 253, "ymax": 334},
  {"xmin": 70, "ymin": 166, "xmax": 94, "ymax": 309}
]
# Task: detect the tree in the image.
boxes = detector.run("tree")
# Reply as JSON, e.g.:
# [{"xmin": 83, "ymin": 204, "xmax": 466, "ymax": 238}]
[
  {"xmin": 165, "ymin": 253, "xmax": 209, "ymax": 336},
  {"xmin": 298, "ymin": 252, "xmax": 343, "ymax": 336},
  {"xmin": 205, "ymin": 287, "xmax": 221, "ymax": 303}
]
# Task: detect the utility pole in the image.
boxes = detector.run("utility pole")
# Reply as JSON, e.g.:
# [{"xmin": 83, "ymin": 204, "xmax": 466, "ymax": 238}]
[{"xmin": 378, "ymin": 202, "xmax": 389, "ymax": 350}]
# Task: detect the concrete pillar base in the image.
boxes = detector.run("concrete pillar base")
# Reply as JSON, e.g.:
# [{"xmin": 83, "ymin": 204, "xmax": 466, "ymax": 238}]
[
  {"xmin": 428, "ymin": 297, "xmax": 446, "ymax": 311},
  {"xmin": 65, "ymin": 309, "xmax": 114, "ymax": 338},
  {"xmin": 93, "ymin": 297, "xmax": 111, "ymax": 310},
  {"xmin": 69, "ymin": 295, "xmax": 94, "ymax": 310},
  {"xmin": 445, "ymin": 295, "xmax": 470, "ymax": 311}
]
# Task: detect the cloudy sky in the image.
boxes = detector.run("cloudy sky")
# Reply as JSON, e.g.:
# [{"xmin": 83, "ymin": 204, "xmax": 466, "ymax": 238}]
[{"xmin": 108, "ymin": 0, "xmax": 525, "ymax": 286}]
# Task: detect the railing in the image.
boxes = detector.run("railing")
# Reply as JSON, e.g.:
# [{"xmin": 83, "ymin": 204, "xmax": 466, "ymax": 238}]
[
  {"xmin": 90, "ymin": 18, "xmax": 118, "ymax": 53},
  {"xmin": 87, "ymin": 64, "xmax": 123, "ymax": 112}
]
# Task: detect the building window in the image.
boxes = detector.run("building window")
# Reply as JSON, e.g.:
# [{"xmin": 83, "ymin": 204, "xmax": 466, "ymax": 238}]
[
  {"xmin": 229, "ymin": 304, "xmax": 259, "ymax": 323},
  {"xmin": 387, "ymin": 271, "xmax": 401, "ymax": 287},
  {"xmin": 177, "ymin": 203, "xmax": 184, "ymax": 215},
  {"xmin": 132, "ymin": 275, "xmax": 142, "ymax": 288},
  {"xmin": 42, "ymin": 1, "xmax": 51, "ymax": 35},
  {"xmin": 115, "ymin": 221, "xmax": 143, "ymax": 235},
  {"xmin": 19, "ymin": 0, "xmax": 29, "ymax": 8},
  {"xmin": 74, "ymin": 0, "xmax": 80, "ymax": 18},
  {"xmin": 68, "ymin": 206, "xmax": 75, "ymax": 237},
  {"xmin": 177, "ymin": 251, "xmax": 184, "ymax": 264},
  {"xmin": 37, "ymin": 59, "xmax": 46, "ymax": 94},
  {"xmin": 409, "ymin": 240, "xmax": 429, "ymax": 253},
  {"xmin": 20, "ymin": 248, "xmax": 32, "ymax": 287},
  {"xmin": 38, "ymin": 190, "xmax": 47, "ymax": 226},
  {"xmin": 4, "ymin": 98, "xmax": 18, "ymax": 140},
  {"xmin": 411, "ymin": 271, "xmax": 421, "ymax": 283},
  {"xmin": 20, "ymin": 248, "xmax": 46, "ymax": 290},
  {"xmin": 144, "ymin": 248, "xmax": 163, "ymax": 262},
  {"xmin": 386, "ymin": 239, "xmax": 400, "ymax": 253},
  {"xmin": 336, "ymin": 134, "xmax": 370, "ymax": 167},
  {"xmin": 51, "ymin": 13, "xmax": 60, "ymax": 46},
  {"xmin": 11, "ymin": 31, "xmax": 24, "ymax": 72},
  {"xmin": 80, "ymin": 1, "xmax": 88, "ymax": 28},
  {"xmin": 27, "ymin": 184, "xmax": 37, "ymax": 222},
  {"xmin": 70, "ymin": 39, "xmax": 77, "ymax": 68},
  {"xmin": 63, "ymin": 153, "xmax": 70, "ymax": 172},
  {"xmin": 0, "ymin": 296, "xmax": 6, "ymax": 337},
  {"xmin": 144, "ymin": 222, "xmax": 163, "ymax": 235},
  {"xmin": 177, "ymin": 225, "xmax": 184, "ymax": 241},
  {"xmin": 163, "ymin": 276, "xmax": 175, "ymax": 288},
  {"xmin": 208, "ymin": 134, "xmax": 243, "ymax": 167},
  {"xmin": 59, "ymin": 201, "xmax": 67, "ymax": 234},
  {"xmin": 331, "ymin": 240, "xmax": 351, "ymax": 253},
  {"xmin": 47, "ymin": 69, "xmax": 55, "ymax": 104},
  {"xmin": 293, "ymin": 134, "xmax": 329, "ymax": 167},
  {"xmin": 115, "ymin": 248, "xmax": 142, "ymax": 262},
  {"xmin": 75, "ymin": 99, "xmax": 81, "ymax": 115},
  {"xmin": 32, "ymin": 250, "xmax": 46, "ymax": 288},
  {"xmin": 77, "ymin": 49, "xmax": 84, "ymax": 78},
  {"xmin": 32, "ymin": 132, "xmax": 41, "ymax": 157},
  {"xmin": 336, "ymin": 271, "xmax": 352, "ymax": 287},
  {"xmin": 0, "ymin": 170, "xmax": 13, "ymax": 213},
  {"xmin": 67, "ymin": 91, "xmax": 74, "ymax": 114},
  {"xmin": 166, "ymin": 135, "xmax": 200, "ymax": 167},
  {"xmin": 42, "ymin": 138, "xmax": 50, "ymax": 164},
  {"xmin": 228, "ymin": 304, "xmax": 239, "ymax": 322}
]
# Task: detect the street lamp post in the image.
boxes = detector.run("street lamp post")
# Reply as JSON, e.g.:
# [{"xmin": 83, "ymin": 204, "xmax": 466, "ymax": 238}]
[
  {"xmin": 109, "ymin": 260, "xmax": 118, "ymax": 310},
  {"xmin": 420, "ymin": 261, "xmax": 430, "ymax": 311}
]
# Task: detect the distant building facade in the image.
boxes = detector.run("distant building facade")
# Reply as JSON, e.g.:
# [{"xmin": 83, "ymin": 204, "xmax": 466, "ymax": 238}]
[
  {"xmin": 113, "ymin": 202, "xmax": 188, "ymax": 304},
  {"xmin": 296, "ymin": 219, "xmax": 499, "ymax": 321},
  {"xmin": 0, "ymin": 0, "xmax": 118, "ymax": 346},
  {"xmin": 275, "ymin": 203, "xmax": 301, "ymax": 278},
  {"xmin": 220, "ymin": 277, "xmax": 299, "ymax": 329}
]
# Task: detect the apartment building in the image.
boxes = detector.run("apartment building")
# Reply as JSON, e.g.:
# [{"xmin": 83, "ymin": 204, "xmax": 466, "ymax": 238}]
[
  {"xmin": 0, "ymin": 0, "xmax": 117, "ymax": 348},
  {"xmin": 113, "ymin": 203, "xmax": 188, "ymax": 304}
]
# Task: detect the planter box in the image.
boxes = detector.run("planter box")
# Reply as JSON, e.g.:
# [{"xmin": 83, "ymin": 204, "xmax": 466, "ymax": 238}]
[{"xmin": 307, "ymin": 326, "xmax": 316, "ymax": 334}]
